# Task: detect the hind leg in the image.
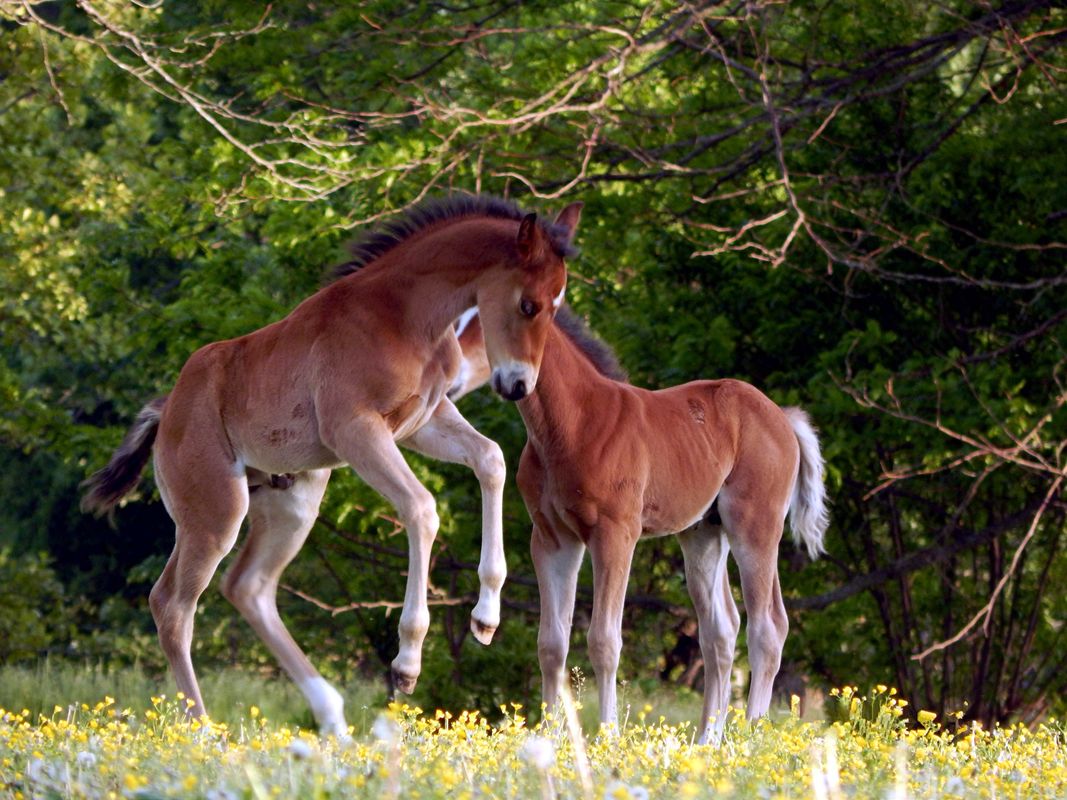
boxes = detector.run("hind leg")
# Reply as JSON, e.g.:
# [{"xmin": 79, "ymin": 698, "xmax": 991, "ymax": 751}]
[
  {"xmin": 678, "ymin": 521, "xmax": 740, "ymax": 744},
  {"xmin": 150, "ymin": 456, "xmax": 248, "ymax": 720},
  {"xmin": 220, "ymin": 469, "xmax": 347, "ymax": 736},
  {"xmin": 719, "ymin": 492, "xmax": 789, "ymax": 720}
]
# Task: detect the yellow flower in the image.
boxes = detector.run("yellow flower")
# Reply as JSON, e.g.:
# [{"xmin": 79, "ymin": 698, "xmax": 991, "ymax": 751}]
[
  {"xmin": 123, "ymin": 774, "xmax": 144, "ymax": 790},
  {"xmin": 917, "ymin": 710, "xmax": 937, "ymax": 726}
]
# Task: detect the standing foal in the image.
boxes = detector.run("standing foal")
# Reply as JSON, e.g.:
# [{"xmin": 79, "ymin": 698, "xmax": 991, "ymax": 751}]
[
  {"xmin": 82, "ymin": 197, "xmax": 582, "ymax": 736},
  {"xmin": 450, "ymin": 308, "xmax": 829, "ymax": 743}
]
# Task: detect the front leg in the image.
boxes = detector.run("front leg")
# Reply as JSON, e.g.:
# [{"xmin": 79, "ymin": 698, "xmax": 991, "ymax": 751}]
[
  {"xmin": 531, "ymin": 523, "xmax": 585, "ymax": 714},
  {"xmin": 587, "ymin": 521, "xmax": 640, "ymax": 733},
  {"xmin": 323, "ymin": 415, "xmax": 440, "ymax": 694},
  {"xmin": 402, "ymin": 398, "xmax": 506, "ymax": 644}
]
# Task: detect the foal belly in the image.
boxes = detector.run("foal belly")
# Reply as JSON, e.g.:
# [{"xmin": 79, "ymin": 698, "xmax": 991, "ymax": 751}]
[
  {"xmin": 241, "ymin": 422, "xmax": 342, "ymax": 473},
  {"xmin": 640, "ymin": 479, "xmax": 723, "ymax": 536}
]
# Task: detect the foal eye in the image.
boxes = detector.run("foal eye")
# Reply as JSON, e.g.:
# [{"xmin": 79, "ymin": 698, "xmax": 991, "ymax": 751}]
[{"xmin": 519, "ymin": 298, "xmax": 539, "ymax": 317}]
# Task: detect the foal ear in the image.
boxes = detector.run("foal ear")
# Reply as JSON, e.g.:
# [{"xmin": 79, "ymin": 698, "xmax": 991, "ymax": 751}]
[
  {"xmin": 516, "ymin": 213, "xmax": 547, "ymax": 263},
  {"xmin": 553, "ymin": 202, "xmax": 583, "ymax": 246}
]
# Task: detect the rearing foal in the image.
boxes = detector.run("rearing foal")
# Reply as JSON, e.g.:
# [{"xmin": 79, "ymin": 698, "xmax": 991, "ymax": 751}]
[
  {"xmin": 450, "ymin": 308, "xmax": 829, "ymax": 743},
  {"xmin": 82, "ymin": 196, "xmax": 583, "ymax": 737}
]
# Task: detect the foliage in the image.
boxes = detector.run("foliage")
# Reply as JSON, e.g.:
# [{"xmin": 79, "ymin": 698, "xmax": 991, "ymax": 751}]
[
  {"xmin": 0, "ymin": 550, "xmax": 72, "ymax": 663},
  {"xmin": 0, "ymin": 688, "xmax": 1066, "ymax": 799}
]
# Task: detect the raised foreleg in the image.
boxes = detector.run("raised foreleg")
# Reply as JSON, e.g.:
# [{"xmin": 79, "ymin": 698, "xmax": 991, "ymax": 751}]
[
  {"xmin": 323, "ymin": 416, "xmax": 442, "ymax": 694},
  {"xmin": 402, "ymin": 398, "xmax": 506, "ymax": 644}
]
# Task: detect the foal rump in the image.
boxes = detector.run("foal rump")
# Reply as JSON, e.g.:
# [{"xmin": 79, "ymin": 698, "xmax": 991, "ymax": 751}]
[{"xmin": 80, "ymin": 395, "xmax": 168, "ymax": 517}]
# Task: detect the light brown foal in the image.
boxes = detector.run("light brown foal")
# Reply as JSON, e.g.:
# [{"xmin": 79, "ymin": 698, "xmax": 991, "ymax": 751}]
[
  {"xmin": 451, "ymin": 309, "xmax": 829, "ymax": 743},
  {"xmin": 82, "ymin": 196, "xmax": 583, "ymax": 736}
]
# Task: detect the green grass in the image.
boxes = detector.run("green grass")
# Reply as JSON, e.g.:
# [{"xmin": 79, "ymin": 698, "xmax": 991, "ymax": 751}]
[{"xmin": 0, "ymin": 660, "xmax": 387, "ymax": 735}]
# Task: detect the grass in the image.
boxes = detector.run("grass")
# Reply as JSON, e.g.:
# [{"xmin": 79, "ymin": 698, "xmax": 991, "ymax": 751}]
[
  {"xmin": 0, "ymin": 661, "xmax": 386, "ymax": 735},
  {"xmin": 0, "ymin": 674, "xmax": 1064, "ymax": 799},
  {"xmin": 0, "ymin": 661, "xmax": 714, "ymax": 738}
]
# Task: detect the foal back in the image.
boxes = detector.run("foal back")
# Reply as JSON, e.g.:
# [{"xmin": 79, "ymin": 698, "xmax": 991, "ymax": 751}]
[{"xmin": 634, "ymin": 378, "xmax": 800, "ymax": 539}]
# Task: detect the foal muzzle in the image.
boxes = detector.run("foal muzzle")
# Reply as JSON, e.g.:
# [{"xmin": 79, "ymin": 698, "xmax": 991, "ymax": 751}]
[{"xmin": 491, "ymin": 363, "xmax": 535, "ymax": 402}]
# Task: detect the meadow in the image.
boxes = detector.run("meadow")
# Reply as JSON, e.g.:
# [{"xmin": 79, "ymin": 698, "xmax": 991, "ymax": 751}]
[{"xmin": 1, "ymin": 665, "xmax": 1064, "ymax": 800}]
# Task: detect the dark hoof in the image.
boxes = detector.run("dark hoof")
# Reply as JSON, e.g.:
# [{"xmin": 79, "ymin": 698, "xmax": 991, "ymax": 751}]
[
  {"xmin": 470, "ymin": 618, "xmax": 497, "ymax": 645},
  {"xmin": 392, "ymin": 669, "xmax": 418, "ymax": 695}
]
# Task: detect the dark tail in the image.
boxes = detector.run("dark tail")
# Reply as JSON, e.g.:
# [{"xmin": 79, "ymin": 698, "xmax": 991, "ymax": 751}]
[{"xmin": 81, "ymin": 396, "xmax": 168, "ymax": 516}]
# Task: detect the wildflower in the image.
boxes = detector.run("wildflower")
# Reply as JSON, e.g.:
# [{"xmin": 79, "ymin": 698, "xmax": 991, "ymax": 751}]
[
  {"xmin": 75, "ymin": 751, "xmax": 97, "ymax": 768},
  {"xmin": 943, "ymin": 776, "xmax": 966, "ymax": 795},
  {"xmin": 372, "ymin": 714, "xmax": 401, "ymax": 746},
  {"xmin": 917, "ymin": 710, "xmax": 937, "ymax": 726},
  {"xmin": 25, "ymin": 758, "xmax": 48, "ymax": 783},
  {"xmin": 606, "ymin": 779, "xmax": 649, "ymax": 799},
  {"xmin": 288, "ymin": 738, "xmax": 314, "ymax": 759},
  {"xmin": 519, "ymin": 736, "xmax": 556, "ymax": 771}
]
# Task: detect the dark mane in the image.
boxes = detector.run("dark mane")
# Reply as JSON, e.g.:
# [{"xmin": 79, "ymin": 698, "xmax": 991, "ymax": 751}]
[
  {"xmin": 555, "ymin": 306, "xmax": 628, "ymax": 382},
  {"xmin": 333, "ymin": 195, "xmax": 579, "ymax": 280}
]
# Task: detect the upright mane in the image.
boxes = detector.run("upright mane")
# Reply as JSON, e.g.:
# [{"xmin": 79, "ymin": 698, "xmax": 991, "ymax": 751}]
[
  {"xmin": 555, "ymin": 306, "xmax": 628, "ymax": 382},
  {"xmin": 333, "ymin": 195, "xmax": 579, "ymax": 280}
]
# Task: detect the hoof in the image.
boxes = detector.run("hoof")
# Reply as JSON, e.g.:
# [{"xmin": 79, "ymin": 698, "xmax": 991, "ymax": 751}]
[
  {"xmin": 470, "ymin": 618, "xmax": 497, "ymax": 645},
  {"xmin": 392, "ymin": 669, "xmax": 419, "ymax": 695}
]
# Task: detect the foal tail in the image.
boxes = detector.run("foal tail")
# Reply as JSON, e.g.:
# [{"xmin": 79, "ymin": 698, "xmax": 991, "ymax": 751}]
[
  {"xmin": 782, "ymin": 407, "xmax": 829, "ymax": 560},
  {"xmin": 81, "ymin": 395, "xmax": 168, "ymax": 516}
]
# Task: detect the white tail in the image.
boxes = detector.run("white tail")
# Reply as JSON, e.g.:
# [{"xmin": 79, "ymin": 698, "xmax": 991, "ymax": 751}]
[{"xmin": 783, "ymin": 407, "xmax": 829, "ymax": 559}]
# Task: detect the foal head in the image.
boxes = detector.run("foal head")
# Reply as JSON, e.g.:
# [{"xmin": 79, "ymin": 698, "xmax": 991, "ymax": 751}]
[{"xmin": 477, "ymin": 203, "xmax": 582, "ymax": 401}]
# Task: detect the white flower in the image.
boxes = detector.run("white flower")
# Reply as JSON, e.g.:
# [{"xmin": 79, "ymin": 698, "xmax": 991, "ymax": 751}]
[
  {"xmin": 606, "ymin": 779, "xmax": 649, "ymax": 800},
  {"xmin": 206, "ymin": 788, "xmax": 239, "ymax": 800},
  {"xmin": 372, "ymin": 714, "xmax": 401, "ymax": 746},
  {"xmin": 519, "ymin": 736, "xmax": 556, "ymax": 771},
  {"xmin": 26, "ymin": 758, "xmax": 48, "ymax": 783},
  {"xmin": 661, "ymin": 734, "xmax": 681, "ymax": 768},
  {"xmin": 75, "ymin": 751, "xmax": 97, "ymax": 768},
  {"xmin": 288, "ymin": 738, "xmax": 313, "ymax": 759},
  {"xmin": 943, "ymin": 776, "xmax": 966, "ymax": 795}
]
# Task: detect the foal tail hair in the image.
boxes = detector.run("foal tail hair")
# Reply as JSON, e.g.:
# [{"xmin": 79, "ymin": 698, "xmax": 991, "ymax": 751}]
[
  {"xmin": 80, "ymin": 395, "xmax": 168, "ymax": 517},
  {"xmin": 783, "ymin": 407, "xmax": 830, "ymax": 560}
]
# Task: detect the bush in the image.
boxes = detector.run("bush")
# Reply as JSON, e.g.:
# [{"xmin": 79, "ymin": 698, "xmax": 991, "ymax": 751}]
[{"xmin": 0, "ymin": 549, "xmax": 71, "ymax": 663}]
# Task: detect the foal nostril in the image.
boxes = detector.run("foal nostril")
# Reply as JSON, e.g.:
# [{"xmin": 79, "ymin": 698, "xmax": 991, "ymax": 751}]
[{"xmin": 512, "ymin": 380, "xmax": 527, "ymax": 399}]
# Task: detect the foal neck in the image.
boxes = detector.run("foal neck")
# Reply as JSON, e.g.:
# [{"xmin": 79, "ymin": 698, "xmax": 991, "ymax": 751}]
[
  {"xmin": 341, "ymin": 217, "xmax": 518, "ymax": 342},
  {"xmin": 520, "ymin": 324, "xmax": 616, "ymax": 446}
]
